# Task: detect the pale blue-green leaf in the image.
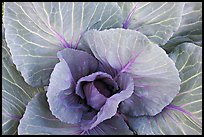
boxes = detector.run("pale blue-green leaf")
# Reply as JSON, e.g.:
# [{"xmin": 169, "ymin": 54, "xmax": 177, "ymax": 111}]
[
  {"xmin": 163, "ymin": 2, "xmax": 202, "ymax": 52},
  {"xmin": 18, "ymin": 92, "xmax": 133, "ymax": 135},
  {"xmin": 82, "ymin": 28, "xmax": 180, "ymax": 117},
  {"xmin": 18, "ymin": 92, "xmax": 82, "ymax": 135},
  {"xmin": 128, "ymin": 43, "xmax": 202, "ymax": 135},
  {"xmin": 2, "ymin": 28, "xmax": 44, "ymax": 135},
  {"xmin": 117, "ymin": 2, "xmax": 135, "ymax": 22},
  {"xmin": 118, "ymin": 2, "xmax": 185, "ymax": 45},
  {"xmin": 3, "ymin": 2, "xmax": 122, "ymax": 87}
]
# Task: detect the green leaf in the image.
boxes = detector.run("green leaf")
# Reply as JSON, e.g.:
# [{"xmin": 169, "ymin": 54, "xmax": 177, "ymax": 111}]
[
  {"xmin": 163, "ymin": 2, "xmax": 202, "ymax": 52},
  {"xmin": 2, "ymin": 28, "xmax": 44, "ymax": 135},
  {"xmin": 118, "ymin": 2, "xmax": 185, "ymax": 45},
  {"xmin": 128, "ymin": 43, "xmax": 202, "ymax": 135},
  {"xmin": 3, "ymin": 2, "xmax": 122, "ymax": 87}
]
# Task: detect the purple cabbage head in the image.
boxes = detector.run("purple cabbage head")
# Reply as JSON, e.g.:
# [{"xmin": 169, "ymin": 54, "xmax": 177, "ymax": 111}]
[
  {"xmin": 46, "ymin": 28, "xmax": 181, "ymax": 134},
  {"xmin": 3, "ymin": 2, "xmax": 202, "ymax": 135}
]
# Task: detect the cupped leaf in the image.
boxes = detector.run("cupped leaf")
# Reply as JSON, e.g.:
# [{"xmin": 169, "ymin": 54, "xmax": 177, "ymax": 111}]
[
  {"xmin": 2, "ymin": 27, "xmax": 44, "ymax": 135},
  {"xmin": 76, "ymin": 71, "xmax": 118, "ymax": 99},
  {"xmin": 84, "ymin": 73, "xmax": 134, "ymax": 130},
  {"xmin": 3, "ymin": 2, "xmax": 122, "ymax": 87},
  {"xmin": 75, "ymin": 71, "xmax": 134, "ymax": 130},
  {"xmin": 83, "ymin": 82, "xmax": 107, "ymax": 110},
  {"xmin": 76, "ymin": 71, "xmax": 119, "ymax": 110},
  {"xmin": 82, "ymin": 28, "xmax": 180, "ymax": 117},
  {"xmin": 118, "ymin": 2, "xmax": 185, "ymax": 45},
  {"xmin": 18, "ymin": 92, "xmax": 133, "ymax": 135},
  {"xmin": 163, "ymin": 2, "xmax": 202, "ymax": 52},
  {"xmin": 128, "ymin": 43, "xmax": 202, "ymax": 135},
  {"xmin": 47, "ymin": 48, "xmax": 98, "ymax": 124}
]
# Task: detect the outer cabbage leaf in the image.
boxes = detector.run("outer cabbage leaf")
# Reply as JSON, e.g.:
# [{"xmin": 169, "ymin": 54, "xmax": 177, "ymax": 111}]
[
  {"xmin": 163, "ymin": 2, "xmax": 202, "ymax": 52},
  {"xmin": 118, "ymin": 2, "xmax": 185, "ymax": 45},
  {"xmin": 82, "ymin": 28, "xmax": 180, "ymax": 117},
  {"xmin": 2, "ymin": 27, "xmax": 44, "ymax": 135},
  {"xmin": 117, "ymin": 2, "xmax": 135, "ymax": 23},
  {"xmin": 18, "ymin": 92, "xmax": 82, "ymax": 135},
  {"xmin": 46, "ymin": 48, "xmax": 98, "ymax": 124},
  {"xmin": 3, "ymin": 2, "xmax": 122, "ymax": 87},
  {"xmin": 18, "ymin": 92, "xmax": 133, "ymax": 135},
  {"xmin": 128, "ymin": 43, "xmax": 202, "ymax": 135}
]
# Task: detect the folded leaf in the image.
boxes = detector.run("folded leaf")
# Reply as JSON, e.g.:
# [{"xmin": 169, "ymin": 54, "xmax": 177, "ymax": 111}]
[
  {"xmin": 47, "ymin": 48, "xmax": 98, "ymax": 124},
  {"xmin": 128, "ymin": 43, "xmax": 202, "ymax": 135},
  {"xmin": 83, "ymin": 82, "xmax": 107, "ymax": 110},
  {"xmin": 87, "ymin": 73, "xmax": 134, "ymax": 130},
  {"xmin": 75, "ymin": 71, "xmax": 134, "ymax": 130},
  {"xmin": 76, "ymin": 71, "xmax": 118, "ymax": 99},
  {"xmin": 2, "ymin": 27, "xmax": 43, "ymax": 135}
]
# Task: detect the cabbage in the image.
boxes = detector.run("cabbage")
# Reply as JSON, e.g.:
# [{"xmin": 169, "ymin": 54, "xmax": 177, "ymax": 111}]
[{"xmin": 2, "ymin": 2, "xmax": 202, "ymax": 135}]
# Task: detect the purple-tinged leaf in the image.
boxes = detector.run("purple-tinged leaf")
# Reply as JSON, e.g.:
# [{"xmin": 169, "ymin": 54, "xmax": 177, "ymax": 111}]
[
  {"xmin": 3, "ymin": 2, "xmax": 122, "ymax": 87},
  {"xmin": 2, "ymin": 28, "xmax": 43, "ymax": 135},
  {"xmin": 118, "ymin": 2, "xmax": 185, "ymax": 45},
  {"xmin": 83, "ymin": 73, "xmax": 134, "ymax": 130},
  {"xmin": 50, "ymin": 26, "xmax": 70, "ymax": 48},
  {"xmin": 97, "ymin": 62, "xmax": 118, "ymax": 78},
  {"xmin": 82, "ymin": 28, "xmax": 181, "ymax": 117},
  {"xmin": 18, "ymin": 92, "xmax": 133, "ymax": 135},
  {"xmin": 122, "ymin": 3, "xmax": 137, "ymax": 29},
  {"xmin": 83, "ymin": 116, "xmax": 133, "ymax": 135},
  {"xmin": 57, "ymin": 48, "xmax": 98, "ymax": 82},
  {"xmin": 128, "ymin": 43, "xmax": 202, "ymax": 135},
  {"xmin": 47, "ymin": 48, "xmax": 98, "ymax": 124},
  {"xmin": 83, "ymin": 82, "xmax": 107, "ymax": 110},
  {"xmin": 76, "ymin": 72, "xmax": 118, "ymax": 99}
]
